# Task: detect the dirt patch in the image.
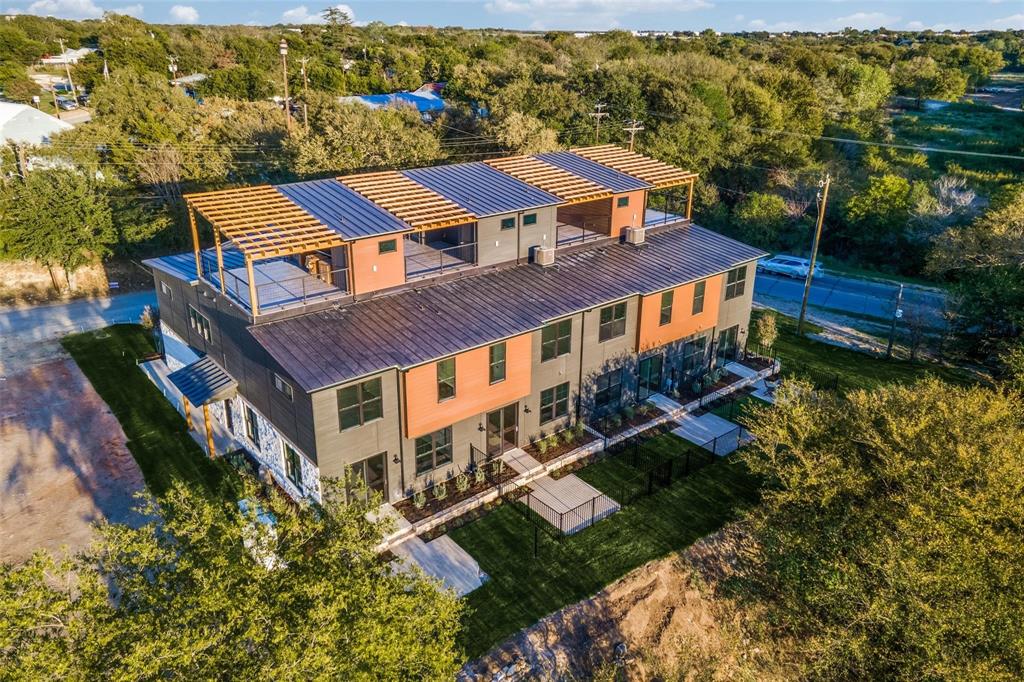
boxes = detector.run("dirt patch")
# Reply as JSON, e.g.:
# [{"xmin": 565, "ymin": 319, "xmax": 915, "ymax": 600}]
[
  {"xmin": 459, "ymin": 525, "xmax": 794, "ymax": 681},
  {"xmin": 0, "ymin": 357, "xmax": 147, "ymax": 563}
]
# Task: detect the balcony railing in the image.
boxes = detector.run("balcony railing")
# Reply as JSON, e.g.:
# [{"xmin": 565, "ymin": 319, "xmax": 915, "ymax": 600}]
[
  {"xmin": 404, "ymin": 242, "xmax": 477, "ymax": 280},
  {"xmin": 200, "ymin": 251, "xmax": 348, "ymax": 313},
  {"xmin": 555, "ymin": 220, "xmax": 609, "ymax": 247}
]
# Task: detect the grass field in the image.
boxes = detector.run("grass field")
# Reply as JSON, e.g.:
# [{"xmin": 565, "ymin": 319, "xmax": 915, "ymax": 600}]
[
  {"xmin": 61, "ymin": 324, "xmax": 240, "ymax": 501},
  {"xmin": 451, "ymin": 434, "xmax": 759, "ymax": 658}
]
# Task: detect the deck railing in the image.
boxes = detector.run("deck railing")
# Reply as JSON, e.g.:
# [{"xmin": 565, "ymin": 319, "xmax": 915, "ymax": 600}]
[
  {"xmin": 200, "ymin": 251, "xmax": 348, "ymax": 312},
  {"xmin": 555, "ymin": 220, "xmax": 609, "ymax": 247},
  {"xmin": 404, "ymin": 242, "xmax": 477, "ymax": 280}
]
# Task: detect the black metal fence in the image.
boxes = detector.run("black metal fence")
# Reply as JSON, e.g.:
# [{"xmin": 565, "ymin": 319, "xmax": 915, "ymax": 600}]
[
  {"xmin": 608, "ymin": 432, "xmax": 718, "ymax": 506},
  {"xmin": 519, "ymin": 489, "xmax": 609, "ymax": 536},
  {"xmin": 780, "ymin": 361, "xmax": 840, "ymax": 391}
]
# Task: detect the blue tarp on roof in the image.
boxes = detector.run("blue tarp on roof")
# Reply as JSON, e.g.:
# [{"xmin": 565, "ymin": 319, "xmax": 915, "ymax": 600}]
[
  {"xmin": 341, "ymin": 83, "xmax": 447, "ymax": 114},
  {"xmin": 275, "ymin": 179, "xmax": 411, "ymax": 240},
  {"xmin": 403, "ymin": 162, "xmax": 560, "ymax": 217},
  {"xmin": 536, "ymin": 151, "xmax": 652, "ymax": 193}
]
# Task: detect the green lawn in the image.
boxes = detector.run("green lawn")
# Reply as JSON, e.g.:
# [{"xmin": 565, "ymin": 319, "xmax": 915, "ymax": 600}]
[
  {"xmin": 451, "ymin": 433, "xmax": 760, "ymax": 659},
  {"xmin": 757, "ymin": 310, "xmax": 977, "ymax": 393},
  {"xmin": 709, "ymin": 393, "xmax": 763, "ymax": 426},
  {"xmin": 61, "ymin": 324, "xmax": 239, "ymax": 501}
]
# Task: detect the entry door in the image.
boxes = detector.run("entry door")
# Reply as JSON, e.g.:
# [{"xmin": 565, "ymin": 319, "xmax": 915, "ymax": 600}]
[
  {"xmin": 486, "ymin": 403, "xmax": 518, "ymax": 457},
  {"xmin": 718, "ymin": 325, "xmax": 739, "ymax": 362},
  {"xmin": 363, "ymin": 452, "xmax": 386, "ymax": 497},
  {"xmin": 638, "ymin": 354, "xmax": 664, "ymax": 400}
]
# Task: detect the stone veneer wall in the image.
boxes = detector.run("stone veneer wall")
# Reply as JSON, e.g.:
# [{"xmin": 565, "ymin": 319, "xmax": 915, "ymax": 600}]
[{"xmin": 158, "ymin": 322, "xmax": 322, "ymax": 504}]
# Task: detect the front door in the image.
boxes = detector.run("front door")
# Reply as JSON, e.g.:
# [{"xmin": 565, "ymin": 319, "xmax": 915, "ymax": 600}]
[
  {"xmin": 718, "ymin": 325, "xmax": 739, "ymax": 363},
  {"xmin": 486, "ymin": 403, "xmax": 518, "ymax": 457},
  {"xmin": 638, "ymin": 354, "xmax": 664, "ymax": 400}
]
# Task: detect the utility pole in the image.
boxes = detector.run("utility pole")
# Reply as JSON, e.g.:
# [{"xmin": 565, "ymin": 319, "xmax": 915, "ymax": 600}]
[
  {"xmin": 299, "ymin": 56, "xmax": 310, "ymax": 132},
  {"xmin": 279, "ymin": 39, "xmax": 292, "ymax": 135},
  {"xmin": 588, "ymin": 102, "xmax": 608, "ymax": 144},
  {"xmin": 797, "ymin": 173, "xmax": 831, "ymax": 336},
  {"xmin": 623, "ymin": 119, "xmax": 644, "ymax": 152},
  {"xmin": 51, "ymin": 88, "xmax": 62, "ymax": 120},
  {"xmin": 885, "ymin": 284, "xmax": 904, "ymax": 360},
  {"xmin": 56, "ymin": 39, "xmax": 76, "ymax": 97}
]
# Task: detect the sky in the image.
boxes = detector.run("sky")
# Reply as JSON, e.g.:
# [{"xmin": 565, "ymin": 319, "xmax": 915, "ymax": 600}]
[{"xmin": 4, "ymin": 0, "xmax": 1023, "ymax": 33}]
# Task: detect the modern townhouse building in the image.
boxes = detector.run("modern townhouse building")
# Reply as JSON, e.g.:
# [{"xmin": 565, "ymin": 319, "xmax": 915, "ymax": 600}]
[{"xmin": 145, "ymin": 145, "xmax": 765, "ymax": 504}]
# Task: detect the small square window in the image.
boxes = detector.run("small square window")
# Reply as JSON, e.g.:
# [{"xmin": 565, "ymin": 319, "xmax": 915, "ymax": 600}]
[
  {"xmin": 188, "ymin": 305, "xmax": 211, "ymax": 342},
  {"xmin": 273, "ymin": 373, "xmax": 294, "ymax": 401},
  {"xmin": 500, "ymin": 217, "xmax": 516, "ymax": 230},
  {"xmin": 616, "ymin": 196, "xmax": 630, "ymax": 208},
  {"xmin": 522, "ymin": 213, "xmax": 537, "ymax": 226},
  {"xmin": 437, "ymin": 357, "xmax": 456, "ymax": 402},
  {"xmin": 540, "ymin": 382, "xmax": 570, "ymax": 425},
  {"xmin": 598, "ymin": 302, "xmax": 627, "ymax": 342},
  {"xmin": 541, "ymin": 319, "xmax": 572, "ymax": 361},
  {"xmin": 378, "ymin": 239, "xmax": 397, "ymax": 254},
  {"xmin": 160, "ymin": 281, "xmax": 173, "ymax": 299},
  {"xmin": 725, "ymin": 266, "xmax": 747, "ymax": 300}
]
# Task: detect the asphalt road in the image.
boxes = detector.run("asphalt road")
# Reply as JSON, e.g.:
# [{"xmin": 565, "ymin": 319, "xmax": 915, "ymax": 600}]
[
  {"xmin": 753, "ymin": 270, "xmax": 947, "ymax": 324},
  {"xmin": 0, "ymin": 290, "xmax": 156, "ymax": 374}
]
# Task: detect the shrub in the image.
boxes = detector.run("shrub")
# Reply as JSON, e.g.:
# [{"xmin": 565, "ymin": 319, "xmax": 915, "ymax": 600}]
[
  {"xmin": 455, "ymin": 473, "xmax": 469, "ymax": 493},
  {"xmin": 413, "ymin": 491, "xmax": 426, "ymax": 509},
  {"xmin": 139, "ymin": 305, "xmax": 156, "ymax": 330},
  {"xmin": 537, "ymin": 438, "xmax": 549, "ymax": 455},
  {"xmin": 573, "ymin": 419, "xmax": 586, "ymax": 437},
  {"xmin": 546, "ymin": 434, "xmax": 560, "ymax": 451},
  {"xmin": 492, "ymin": 459, "xmax": 505, "ymax": 476},
  {"xmin": 692, "ymin": 380, "xmax": 703, "ymax": 395},
  {"xmin": 622, "ymin": 405, "xmax": 635, "ymax": 421},
  {"xmin": 433, "ymin": 482, "xmax": 448, "ymax": 501},
  {"xmin": 474, "ymin": 466, "xmax": 486, "ymax": 484},
  {"xmin": 562, "ymin": 428, "xmax": 576, "ymax": 445}
]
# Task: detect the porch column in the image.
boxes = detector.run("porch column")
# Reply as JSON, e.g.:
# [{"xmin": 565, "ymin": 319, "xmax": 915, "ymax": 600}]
[
  {"xmin": 245, "ymin": 254, "xmax": 260, "ymax": 317},
  {"xmin": 203, "ymin": 403, "xmax": 216, "ymax": 458},
  {"xmin": 188, "ymin": 205, "xmax": 203, "ymax": 277},
  {"xmin": 183, "ymin": 395, "xmax": 193, "ymax": 430},
  {"xmin": 213, "ymin": 227, "xmax": 226, "ymax": 294},
  {"xmin": 686, "ymin": 179, "xmax": 694, "ymax": 221}
]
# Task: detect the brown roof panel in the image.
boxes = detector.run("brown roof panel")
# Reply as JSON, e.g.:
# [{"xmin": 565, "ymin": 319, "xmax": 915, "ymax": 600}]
[
  {"xmin": 485, "ymin": 155, "xmax": 611, "ymax": 204},
  {"xmin": 572, "ymin": 145, "xmax": 698, "ymax": 189},
  {"xmin": 337, "ymin": 170, "xmax": 476, "ymax": 230}
]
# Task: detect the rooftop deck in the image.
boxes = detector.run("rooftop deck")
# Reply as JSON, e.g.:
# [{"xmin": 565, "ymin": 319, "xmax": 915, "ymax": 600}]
[{"xmin": 199, "ymin": 250, "xmax": 348, "ymax": 314}]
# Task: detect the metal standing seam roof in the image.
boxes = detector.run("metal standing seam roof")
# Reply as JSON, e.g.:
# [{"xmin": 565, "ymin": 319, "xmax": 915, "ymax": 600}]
[
  {"xmin": 402, "ymin": 162, "xmax": 561, "ymax": 217},
  {"xmin": 250, "ymin": 224, "xmax": 768, "ymax": 393},
  {"xmin": 167, "ymin": 355, "xmax": 238, "ymax": 406},
  {"xmin": 536, "ymin": 151, "xmax": 652, "ymax": 193},
  {"xmin": 275, "ymin": 178, "xmax": 412, "ymax": 240}
]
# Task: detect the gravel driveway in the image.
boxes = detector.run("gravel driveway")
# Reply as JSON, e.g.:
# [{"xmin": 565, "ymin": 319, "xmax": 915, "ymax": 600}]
[{"xmin": 0, "ymin": 357, "xmax": 147, "ymax": 563}]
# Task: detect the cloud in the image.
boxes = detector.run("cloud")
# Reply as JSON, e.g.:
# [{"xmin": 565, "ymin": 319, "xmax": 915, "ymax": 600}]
[
  {"xmin": 169, "ymin": 4, "xmax": 198, "ymax": 23},
  {"xmin": 485, "ymin": 0, "xmax": 711, "ymax": 30},
  {"xmin": 990, "ymin": 13, "xmax": 1024, "ymax": 29},
  {"xmin": 25, "ymin": 0, "xmax": 104, "ymax": 19},
  {"xmin": 111, "ymin": 3, "xmax": 142, "ymax": 17},
  {"xmin": 281, "ymin": 3, "xmax": 357, "ymax": 25},
  {"xmin": 746, "ymin": 11, "xmax": 899, "ymax": 32}
]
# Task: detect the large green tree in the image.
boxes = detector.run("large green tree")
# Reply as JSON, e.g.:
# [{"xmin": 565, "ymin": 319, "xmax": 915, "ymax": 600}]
[
  {"xmin": 740, "ymin": 379, "xmax": 1024, "ymax": 680},
  {"xmin": 0, "ymin": 481, "xmax": 463, "ymax": 679},
  {"xmin": 0, "ymin": 171, "xmax": 115, "ymax": 291}
]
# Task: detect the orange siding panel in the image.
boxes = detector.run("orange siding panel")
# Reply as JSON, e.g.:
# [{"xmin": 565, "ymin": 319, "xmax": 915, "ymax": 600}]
[
  {"xmin": 350, "ymin": 235, "xmax": 406, "ymax": 295},
  {"xmin": 637, "ymin": 274, "xmax": 723, "ymax": 352},
  {"xmin": 610, "ymin": 190, "xmax": 646, "ymax": 239},
  {"xmin": 403, "ymin": 333, "xmax": 532, "ymax": 439}
]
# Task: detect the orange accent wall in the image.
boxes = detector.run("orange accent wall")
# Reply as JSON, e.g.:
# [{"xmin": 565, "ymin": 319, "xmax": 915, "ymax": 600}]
[
  {"xmin": 637, "ymin": 274, "xmax": 723, "ymax": 351},
  {"xmin": 610, "ymin": 190, "xmax": 647, "ymax": 239},
  {"xmin": 350, "ymin": 234, "xmax": 407, "ymax": 295},
  {"xmin": 403, "ymin": 333, "xmax": 532, "ymax": 439}
]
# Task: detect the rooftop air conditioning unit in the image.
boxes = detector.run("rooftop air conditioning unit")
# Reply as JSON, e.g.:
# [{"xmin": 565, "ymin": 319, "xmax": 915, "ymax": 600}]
[
  {"xmin": 625, "ymin": 226, "xmax": 646, "ymax": 246},
  {"xmin": 534, "ymin": 246, "xmax": 556, "ymax": 266}
]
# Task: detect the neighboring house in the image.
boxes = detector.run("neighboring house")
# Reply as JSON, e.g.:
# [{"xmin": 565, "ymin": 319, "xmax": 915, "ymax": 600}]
[
  {"xmin": 170, "ymin": 73, "xmax": 207, "ymax": 87},
  {"xmin": 339, "ymin": 82, "xmax": 447, "ymax": 120},
  {"xmin": 145, "ymin": 145, "xmax": 764, "ymax": 505},
  {"xmin": 40, "ymin": 47, "xmax": 96, "ymax": 65},
  {"xmin": 0, "ymin": 101, "xmax": 72, "ymax": 145}
]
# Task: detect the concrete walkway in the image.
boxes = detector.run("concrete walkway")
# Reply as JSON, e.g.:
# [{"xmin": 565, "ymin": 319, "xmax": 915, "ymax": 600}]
[
  {"xmin": 672, "ymin": 412, "xmax": 747, "ymax": 456},
  {"xmin": 391, "ymin": 534, "xmax": 487, "ymax": 596}
]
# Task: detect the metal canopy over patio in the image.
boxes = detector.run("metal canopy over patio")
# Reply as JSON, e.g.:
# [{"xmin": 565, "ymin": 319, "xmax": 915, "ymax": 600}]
[
  {"xmin": 573, "ymin": 144, "xmax": 699, "ymax": 220},
  {"xmin": 338, "ymin": 170, "xmax": 476, "ymax": 230},
  {"xmin": 167, "ymin": 355, "xmax": 237, "ymax": 458},
  {"xmin": 485, "ymin": 155, "xmax": 612, "ymax": 204}
]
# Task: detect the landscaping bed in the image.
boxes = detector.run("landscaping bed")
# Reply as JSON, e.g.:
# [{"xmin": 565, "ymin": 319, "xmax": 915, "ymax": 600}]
[
  {"xmin": 523, "ymin": 425, "xmax": 598, "ymax": 464},
  {"xmin": 394, "ymin": 460, "xmax": 517, "ymax": 524},
  {"xmin": 674, "ymin": 369, "xmax": 742, "ymax": 404},
  {"xmin": 589, "ymin": 403, "xmax": 666, "ymax": 439}
]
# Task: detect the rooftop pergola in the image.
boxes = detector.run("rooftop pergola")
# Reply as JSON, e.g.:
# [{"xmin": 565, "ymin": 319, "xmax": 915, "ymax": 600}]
[
  {"xmin": 338, "ymin": 171, "xmax": 476, "ymax": 230},
  {"xmin": 183, "ymin": 185, "xmax": 347, "ymax": 315},
  {"xmin": 485, "ymin": 156, "xmax": 611, "ymax": 204},
  {"xmin": 573, "ymin": 145, "xmax": 698, "ymax": 218}
]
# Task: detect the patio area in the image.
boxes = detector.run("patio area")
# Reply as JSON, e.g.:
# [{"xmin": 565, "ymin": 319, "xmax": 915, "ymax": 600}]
[
  {"xmin": 555, "ymin": 222, "xmax": 607, "ymax": 247},
  {"xmin": 391, "ymin": 534, "xmax": 487, "ymax": 597},
  {"xmin": 404, "ymin": 237, "xmax": 477, "ymax": 279},
  {"xmin": 671, "ymin": 412, "xmax": 750, "ymax": 456},
  {"xmin": 202, "ymin": 251, "xmax": 348, "ymax": 313}
]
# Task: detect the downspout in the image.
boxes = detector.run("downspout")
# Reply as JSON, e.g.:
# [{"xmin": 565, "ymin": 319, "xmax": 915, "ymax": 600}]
[
  {"xmin": 516, "ymin": 211, "xmax": 522, "ymax": 264},
  {"xmin": 575, "ymin": 309, "xmax": 586, "ymax": 420},
  {"xmin": 395, "ymin": 369, "xmax": 406, "ymax": 497}
]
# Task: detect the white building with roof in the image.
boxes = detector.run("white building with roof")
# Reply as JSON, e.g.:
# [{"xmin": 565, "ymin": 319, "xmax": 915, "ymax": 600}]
[{"xmin": 0, "ymin": 101, "xmax": 72, "ymax": 145}]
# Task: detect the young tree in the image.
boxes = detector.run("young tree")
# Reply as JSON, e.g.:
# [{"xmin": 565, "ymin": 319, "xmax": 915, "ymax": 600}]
[
  {"xmin": 740, "ymin": 378, "xmax": 1024, "ymax": 680},
  {"xmin": 0, "ymin": 171, "xmax": 115, "ymax": 291},
  {"xmin": 0, "ymin": 481, "xmax": 463, "ymax": 679},
  {"xmin": 753, "ymin": 310, "xmax": 778, "ymax": 349}
]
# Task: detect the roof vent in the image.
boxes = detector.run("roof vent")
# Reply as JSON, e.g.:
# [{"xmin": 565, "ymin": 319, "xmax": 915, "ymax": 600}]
[
  {"xmin": 625, "ymin": 226, "xmax": 646, "ymax": 246},
  {"xmin": 534, "ymin": 246, "xmax": 556, "ymax": 267}
]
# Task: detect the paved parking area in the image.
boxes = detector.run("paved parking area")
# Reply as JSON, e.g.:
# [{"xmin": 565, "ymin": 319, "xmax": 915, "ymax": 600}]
[{"xmin": 0, "ymin": 357, "xmax": 146, "ymax": 563}]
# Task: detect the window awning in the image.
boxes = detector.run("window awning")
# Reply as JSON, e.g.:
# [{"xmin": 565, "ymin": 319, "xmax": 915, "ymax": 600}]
[{"xmin": 168, "ymin": 356, "xmax": 237, "ymax": 406}]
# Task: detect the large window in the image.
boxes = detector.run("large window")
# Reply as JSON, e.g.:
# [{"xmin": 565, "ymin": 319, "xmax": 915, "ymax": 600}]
[
  {"xmin": 725, "ymin": 266, "xmax": 747, "ymax": 300},
  {"xmin": 188, "ymin": 305, "xmax": 211, "ymax": 342},
  {"xmin": 348, "ymin": 452, "xmax": 387, "ymax": 500},
  {"xmin": 594, "ymin": 370, "xmax": 622, "ymax": 410},
  {"xmin": 541, "ymin": 319, "xmax": 572, "ymax": 361},
  {"xmin": 273, "ymin": 373, "xmax": 293, "ymax": 401},
  {"xmin": 682, "ymin": 336, "xmax": 708, "ymax": 376},
  {"xmin": 598, "ymin": 302, "xmax": 627, "ymax": 341},
  {"xmin": 659, "ymin": 290, "xmax": 674, "ymax": 326},
  {"xmin": 436, "ymin": 358, "xmax": 456, "ymax": 401},
  {"xmin": 244, "ymin": 405, "xmax": 259, "ymax": 448},
  {"xmin": 283, "ymin": 442, "xmax": 302, "ymax": 487},
  {"xmin": 415, "ymin": 427, "xmax": 452, "ymax": 475},
  {"xmin": 692, "ymin": 280, "xmax": 706, "ymax": 314},
  {"xmin": 337, "ymin": 378, "xmax": 383, "ymax": 431},
  {"xmin": 489, "ymin": 342, "xmax": 506, "ymax": 384},
  {"xmin": 540, "ymin": 382, "xmax": 570, "ymax": 425}
]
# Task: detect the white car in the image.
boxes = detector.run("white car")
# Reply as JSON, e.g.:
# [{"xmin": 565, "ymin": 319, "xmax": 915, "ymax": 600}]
[{"xmin": 758, "ymin": 255, "xmax": 823, "ymax": 279}]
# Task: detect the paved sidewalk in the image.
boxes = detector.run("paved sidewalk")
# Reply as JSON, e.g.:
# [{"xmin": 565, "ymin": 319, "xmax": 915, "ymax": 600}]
[
  {"xmin": 392, "ymin": 534, "xmax": 487, "ymax": 596},
  {"xmin": 672, "ymin": 412, "xmax": 746, "ymax": 456}
]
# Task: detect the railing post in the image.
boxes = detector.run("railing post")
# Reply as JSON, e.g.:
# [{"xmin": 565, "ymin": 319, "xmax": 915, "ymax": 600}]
[{"xmin": 591, "ymin": 496, "xmax": 596, "ymax": 527}]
